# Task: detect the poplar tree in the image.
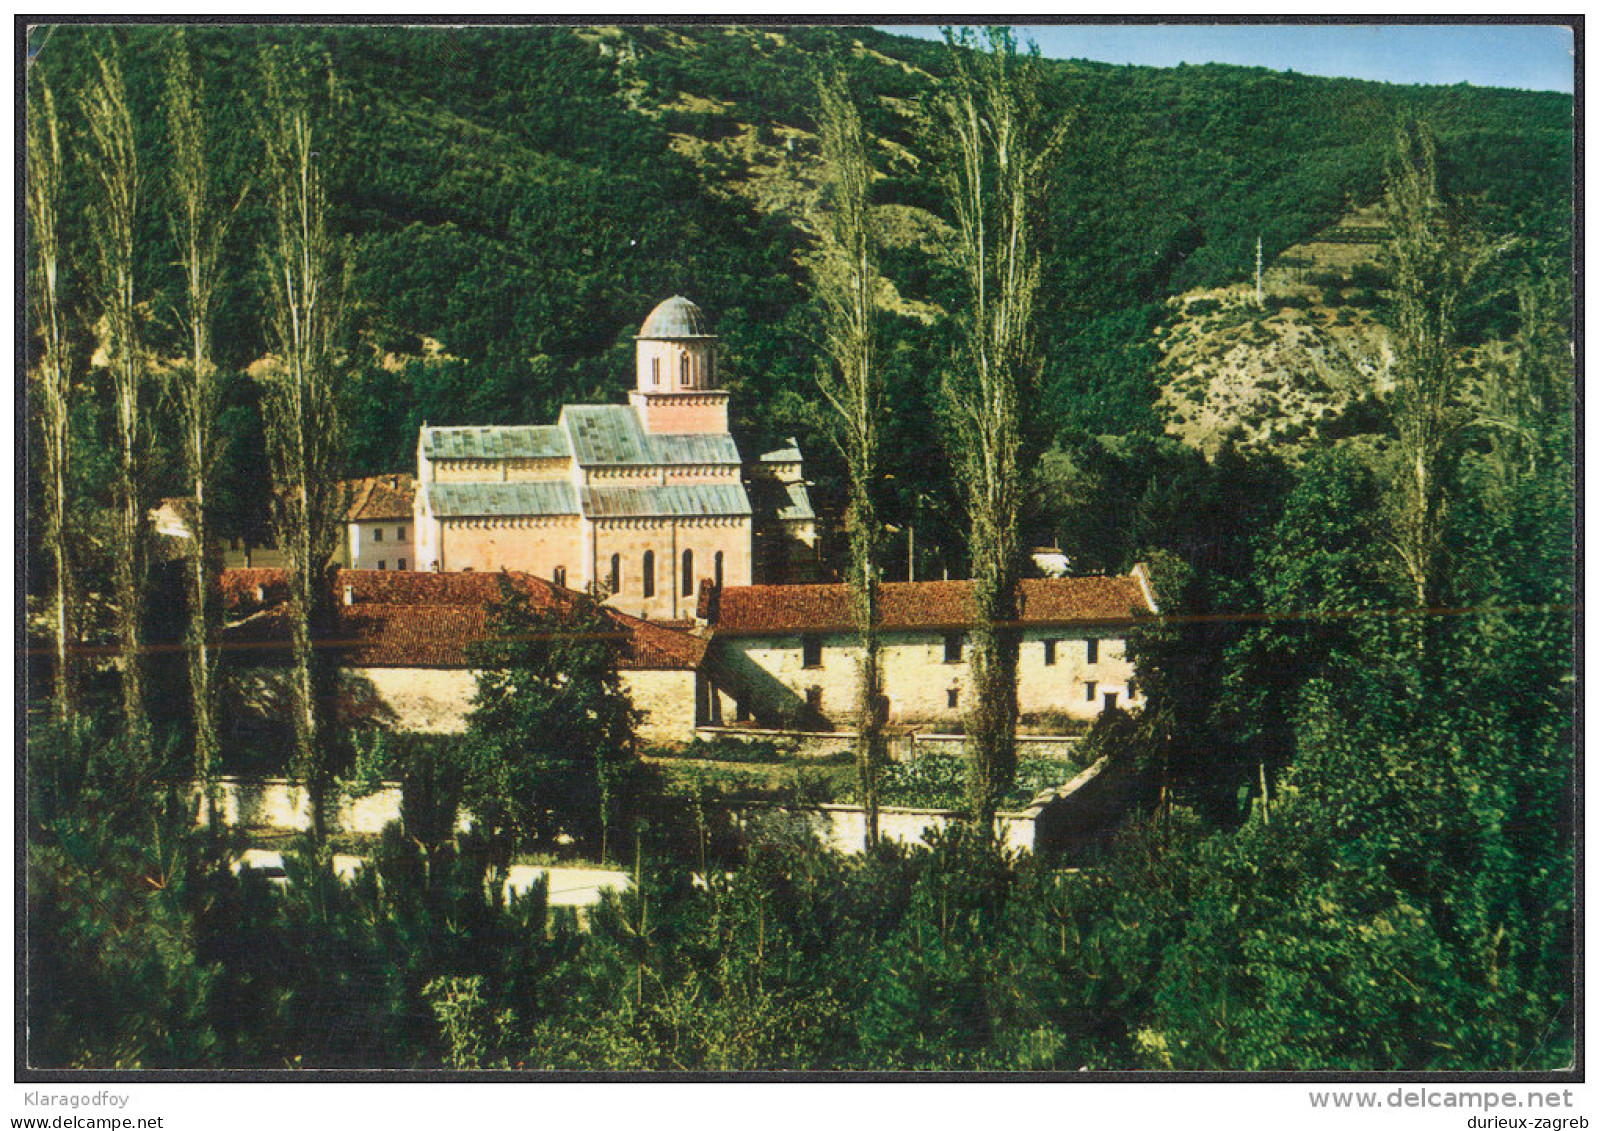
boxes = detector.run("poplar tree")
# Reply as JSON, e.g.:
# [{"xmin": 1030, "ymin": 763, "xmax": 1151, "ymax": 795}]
[
  {"xmin": 1381, "ymin": 118, "xmax": 1492, "ymax": 611},
  {"xmin": 83, "ymin": 47, "xmax": 151, "ymax": 751},
  {"xmin": 166, "ymin": 30, "xmax": 237, "ymax": 794},
  {"xmin": 27, "ymin": 77, "xmax": 77, "ymax": 724},
  {"xmin": 811, "ymin": 65, "xmax": 887, "ymax": 846},
  {"xmin": 931, "ymin": 28, "xmax": 1065, "ymax": 827},
  {"xmin": 259, "ymin": 46, "xmax": 352, "ymax": 842}
]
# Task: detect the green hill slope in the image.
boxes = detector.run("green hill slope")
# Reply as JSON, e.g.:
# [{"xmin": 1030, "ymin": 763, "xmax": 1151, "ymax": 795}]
[{"xmin": 29, "ymin": 23, "xmax": 1572, "ymax": 560}]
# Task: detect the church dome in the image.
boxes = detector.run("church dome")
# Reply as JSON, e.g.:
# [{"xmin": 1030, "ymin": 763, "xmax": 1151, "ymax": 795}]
[{"xmin": 638, "ymin": 295, "xmax": 713, "ymax": 339}]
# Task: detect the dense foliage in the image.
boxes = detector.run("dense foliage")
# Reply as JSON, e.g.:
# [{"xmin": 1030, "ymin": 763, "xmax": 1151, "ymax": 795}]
[
  {"xmin": 460, "ymin": 582, "xmax": 643, "ymax": 862},
  {"xmin": 25, "ymin": 23, "xmax": 1573, "ymax": 1073}
]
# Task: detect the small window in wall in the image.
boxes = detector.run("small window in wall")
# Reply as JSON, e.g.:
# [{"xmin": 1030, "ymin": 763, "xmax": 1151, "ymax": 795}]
[
  {"xmin": 609, "ymin": 553, "xmax": 621, "ymax": 595},
  {"xmin": 378, "ymin": 560, "xmax": 387, "ymax": 571},
  {"xmin": 1104, "ymin": 692, "xmax": 1119, "ymax": 713},
  {"xmin": 374, "ymin": 527, "xmax": 384, "ymax": 543},
  {"xmin": 1086, "ymin": 638, "xmax": 1099, "ymax": 664},
  {"xmin": 643, "ymin": 551, "xmax": 655, "ymax": 598},
  {"xmin": 398, "ymin": 558, "xmax": 407, "ymax": 571},
  {"xmin": 682, "ymin": 549, "xmax": 694, "ymax": 597},
  {"xmin": 714, "ymin": 550, "xmax": 724, "ymax": 587},
  {"xmin": 1085, "ymin": 680, "xmax": 1098, "ymax": 702},
  {"xmin": 1128, "ymin": 679, "xmax": 1138, "ymax": 700},
  {"xmin": 553, "ymin": 566, "xmax": 567, "ymax": 588},
  {"xmin": 943, "ymin": 633, "xmax": 965, "ymax": 664},
  {"xmin": 802, "ymin": 635, "xmax": 823, "ymax": 669},
  {"xmin": 680, "ymin": 353, "xmax": 691, "ymax": 386},
  {"xmin": 947, "ymin": 686, "xmax": 960, "ymax": 709},
  {"xmin": 651, "ymin": 357, "xmax": 661, "ymax": 387},
  {"xmin": 397, "ymin": 525, "xmax": 407, "ymax": 541},
  {"xmin": 1043, "ymin": 639, "xmax": 1057, "ymax": 666}
]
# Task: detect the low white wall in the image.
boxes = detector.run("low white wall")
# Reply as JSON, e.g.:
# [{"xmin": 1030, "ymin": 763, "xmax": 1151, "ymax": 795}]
[
  {"xmin": 693, "ymin": 726, "xmax": 1080, "ymax": 763},
  {"xmin": 804, "ymin": 804, "xmax": 1037, "ymax": 855},
  {"xmin": 194, "ymin": 777, "xmax": 468, "ymax": 836}
]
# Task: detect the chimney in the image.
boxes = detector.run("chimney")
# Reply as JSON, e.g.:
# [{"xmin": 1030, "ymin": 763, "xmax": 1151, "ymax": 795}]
[{"xmin": 343, "ymin": 584, "xmax": 355, "ymax": 606}]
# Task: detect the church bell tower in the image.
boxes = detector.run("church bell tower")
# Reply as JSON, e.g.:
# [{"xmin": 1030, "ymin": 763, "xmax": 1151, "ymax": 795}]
[{"xmin": 630, "ymin": 295, "xmax": 730, "ymax": 435}]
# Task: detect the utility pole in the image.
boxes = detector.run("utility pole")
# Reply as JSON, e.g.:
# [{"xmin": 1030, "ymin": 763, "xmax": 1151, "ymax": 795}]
[{"xmin": 1255, "ymin": 234, "xmax": 1264, "ymax": 308}]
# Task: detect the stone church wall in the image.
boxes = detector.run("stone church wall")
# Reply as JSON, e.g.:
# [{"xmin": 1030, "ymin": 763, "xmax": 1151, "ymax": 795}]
[{"xmin": 435, "ymin": 516, "xmax": 583, "ymax": 580}]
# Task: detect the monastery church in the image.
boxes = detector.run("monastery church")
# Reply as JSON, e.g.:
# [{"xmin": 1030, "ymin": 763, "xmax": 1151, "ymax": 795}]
[
  {"xmin": 413, "ymin": 296, "xmax": 815, "ymax": 620},
  {"xmin": 205, "ymin": 295, "xmax": 1155, "ymax": 745}
]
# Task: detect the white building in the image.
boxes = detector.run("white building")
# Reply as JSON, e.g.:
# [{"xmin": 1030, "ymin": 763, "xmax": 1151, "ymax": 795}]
[{"xmin": 695, "ymin": 569, "xmax": 1159, "ymax": 729}]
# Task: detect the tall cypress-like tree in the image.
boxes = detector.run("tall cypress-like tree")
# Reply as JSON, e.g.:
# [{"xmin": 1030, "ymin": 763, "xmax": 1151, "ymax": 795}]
[
  {"xmin": 1382, "ymin": 118, "xmax": 1492, "ymax": 611},
  {"xmin": 27, "ymin": 77, "xmax": 77, "ymax": 725},
  {"xmin": 259, "ymin": 45, "xmax": 351, "ymax": 842},
  {"xmin": 166, "ymin": 29, "xmax": 237, "ymax": 796},
  {"xmin": 810, "ymin": 64, "xmax": 887, "ymax": 846},
  {"xmin": 931, "ymin": 28, "xmax": 1065, "ymax": 827},
  {"xmin": 83, "ymin": 46, "xmax": 151, "ymax": 751}
]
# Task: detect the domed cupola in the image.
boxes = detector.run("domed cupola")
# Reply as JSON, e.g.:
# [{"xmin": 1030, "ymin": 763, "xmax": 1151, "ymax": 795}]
[
  {"xmin": 632, "ymin": 297, "xmax": 727, "ymax": 434},
  {"xmin": 638, "ymin": 295, "xmax": 713, "ymax": 340}
]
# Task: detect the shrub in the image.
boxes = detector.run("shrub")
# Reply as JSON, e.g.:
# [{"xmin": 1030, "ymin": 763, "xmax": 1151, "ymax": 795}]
[
  {"xmin": 1349, "ymin": 263, "xmax": 1390, "ymax": 289},
  {"xmin": 647, "ymin": 736, "xmax": 792, "ymax": 764}
]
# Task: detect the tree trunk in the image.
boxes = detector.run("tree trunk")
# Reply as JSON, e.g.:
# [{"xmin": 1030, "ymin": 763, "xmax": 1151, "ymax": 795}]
[{"xmin": 83, "ymin": 49, "xmax": 150, "ymax": 752}]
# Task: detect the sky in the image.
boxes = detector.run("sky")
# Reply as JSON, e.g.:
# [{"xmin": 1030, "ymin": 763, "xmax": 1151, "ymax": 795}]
[{"xmin": 879, "ymin": 23, "xmax": 1575, "ymax": 95}]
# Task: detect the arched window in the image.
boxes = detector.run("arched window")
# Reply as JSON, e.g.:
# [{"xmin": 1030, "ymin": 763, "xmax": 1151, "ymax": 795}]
[
  {"xmin": 714, "ymin": 550, "xmax": 724, "ymax": 587},
  {"xmin": 642, "ymin": 550, "xmax": 655, "ymax": 599},
  {"xmin": 553, "ymin": 566, "xmax": 566, "ymax": 588},
  {"xmin": 682, "ymin": 549, "xmax": 694, "ymax": 597},
  {"xmin": 680, "ymin": 353, "xmax": 691, "ymax": 387},
  {"xmin": 609, "ymin": 553, "xmax": 621, "ymax": 595}
]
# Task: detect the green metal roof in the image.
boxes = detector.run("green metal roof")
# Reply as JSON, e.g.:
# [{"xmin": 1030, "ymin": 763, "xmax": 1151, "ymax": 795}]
[
  {"xmin": 638, "ymin": 295, "xmax": 714, "ymax": 340},
  {"xmin": 422, "ymin": 425, "xmax": 570, "ymax": 461},
  {"xmin": 759, "ymin": 438, "xmax": 802, "ymax": 463},
  {"xmin": 562, "ymin": 405, "xmax": 651, "ymax": 464},
  {"xmin": 425, "ymin": 479, "xmax": 749, "ymax": 520},
  {"xmin": 581, "ymin": 483, "xmax": 752, "ymax": 519},
  {"xmin": 648, "ymin": 432, "xmax": 742, "ymax": 465},
  {"xmin": 561, "ymin": 405, "xmax": 740, "ymax": 466},
  {"xmin": 424, "ymin": 481, "xmax": 581, "ymax": 518},
  {"xmin": 777, "ymin": 481, "xmax": 815, "ymax": 522}
]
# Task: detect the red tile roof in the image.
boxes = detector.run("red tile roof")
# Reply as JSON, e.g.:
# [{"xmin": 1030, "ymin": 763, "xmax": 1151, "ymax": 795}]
[
  {"xmin": 222, "ymin": 568, "xmax": 705, "ymax": 671},
  {"xmin": 345, "ymin": 474, "xmax": 416, "ymax": 522},
  {"xmin": 699, "ymin": 575, "xmax": 1156, "ymax": 636}
]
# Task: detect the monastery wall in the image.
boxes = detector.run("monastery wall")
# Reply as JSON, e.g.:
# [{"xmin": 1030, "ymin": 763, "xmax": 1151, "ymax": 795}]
[{"xmin": 716, "ymin": 628, "xmax": 1140, "ymax": 728}]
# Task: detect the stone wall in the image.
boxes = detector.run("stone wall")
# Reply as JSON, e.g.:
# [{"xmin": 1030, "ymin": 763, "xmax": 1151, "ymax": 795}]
[
  {"xmin": 196, "ymin": 779, "xmax": 1038, "ymax": 850},
  {"xmin": 622, "ymin": 669, "xmax": 699, "ymax": 744},
  {"xmin": 692, "ymin": 726, "xmax": 1080, "ymax": 764},
  {"xmin": 233, "ymin": 665, "xmax": 693, "ymax": 745},
  {"xmin": 594, "ymin": 515, "xmax": 750, "ymax": 622},
  {"xmin": 194, "ymin": 777, "xmax": 437, "ymax": 836},
  {"xmin": 432, "ymin": 515, "xmax": 584, "ymax": 579},
  {"xmin": 730, "ymin": 802, "xmax": 1038, "ymax": 855},
  {"xmin": 712, "ymin": 628, "xmax": 1141, "ymax": 729}
]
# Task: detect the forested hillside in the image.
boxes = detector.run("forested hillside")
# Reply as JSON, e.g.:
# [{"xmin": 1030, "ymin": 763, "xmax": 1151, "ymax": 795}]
[
  {"xmin": 26, "ymin": 22, "xmax": 1572, "ymax": 572},
  {"xmin": 25, "ymin": 23, "xmax": 1575, "ymax": 1073}
]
